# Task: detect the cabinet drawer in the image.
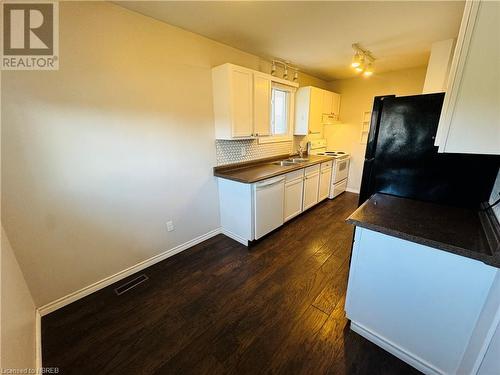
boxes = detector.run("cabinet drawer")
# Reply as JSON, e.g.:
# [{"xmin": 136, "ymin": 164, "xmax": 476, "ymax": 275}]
[
  {"xmin": 305, "ymin": 164, "xmax": 320, "ymax": 176},
  {"xmin": 285, "ymin": 169, "xmax": 304, "ymax": 182},
  {"xmin": 320, "ymin": 161, "xmax": 333, "ymax": 171}
]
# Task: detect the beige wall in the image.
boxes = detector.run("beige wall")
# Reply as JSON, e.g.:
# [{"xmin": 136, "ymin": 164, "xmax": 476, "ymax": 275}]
[
  {"xmin": 1, "ymin": 2, "xmax": 328, "ymax": 306},
  {"xmin": 1, "ymin": 228, "xmax": 36, "ymax": 370},
  {"xmin": 326, "ymin": 67, "xmax": 427, "ymax": 192}
]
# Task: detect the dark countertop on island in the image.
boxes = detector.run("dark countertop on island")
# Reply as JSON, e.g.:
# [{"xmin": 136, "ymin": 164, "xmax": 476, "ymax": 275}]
[
  {"xmin": 347, "ymin": 193, "xmax": 500, "ymax": 268},
  {"xmin": 214, "ymin": 154, "xmax": 334, "ymax": 183}
]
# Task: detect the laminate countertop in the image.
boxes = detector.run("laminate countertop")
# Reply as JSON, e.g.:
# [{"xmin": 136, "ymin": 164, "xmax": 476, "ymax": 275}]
[
  {"xmin": 214, "ymin": 154, "xmax": 334, "ymax": 183},
  {"xmin": 347, "ymin": 193, "xmax": 500, "ymax": 268}
]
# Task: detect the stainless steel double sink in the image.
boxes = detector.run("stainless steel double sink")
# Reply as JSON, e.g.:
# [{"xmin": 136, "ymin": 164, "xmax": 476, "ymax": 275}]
[{"xmin": 272, "ymin": 158, "xmax": 309, "ymax": 166}]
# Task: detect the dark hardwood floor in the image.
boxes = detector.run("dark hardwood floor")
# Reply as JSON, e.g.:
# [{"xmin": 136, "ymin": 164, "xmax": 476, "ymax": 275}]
[{"xmin": 42, "ymin": 192, "xmax": 421, "ymax": 375}]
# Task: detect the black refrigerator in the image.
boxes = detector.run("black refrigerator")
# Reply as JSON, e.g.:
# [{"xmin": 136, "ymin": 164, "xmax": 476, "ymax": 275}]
[{"xmin": 358, "ymin": 93, "xmax": 499, "ymax": 209}]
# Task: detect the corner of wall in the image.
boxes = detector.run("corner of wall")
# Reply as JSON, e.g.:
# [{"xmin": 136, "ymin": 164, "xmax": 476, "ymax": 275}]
[{"xmin": 1, "ymin": 228, "xmax": 37, "ymax": 371}]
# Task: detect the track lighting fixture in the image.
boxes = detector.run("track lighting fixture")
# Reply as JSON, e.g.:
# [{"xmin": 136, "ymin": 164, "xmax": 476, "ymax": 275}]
[
  {"xmin": 270, "ymin": 59, "xmax": 299, "ymax": 82},
  {"xmin": 351, "ymin": 43, "xmax": 376, "ymax": 77}
]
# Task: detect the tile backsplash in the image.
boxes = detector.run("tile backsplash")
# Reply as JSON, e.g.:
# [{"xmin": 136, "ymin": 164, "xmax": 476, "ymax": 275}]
[{"xmin": 215, "ymin": 139, "xmax": 294, "ymax": 166}]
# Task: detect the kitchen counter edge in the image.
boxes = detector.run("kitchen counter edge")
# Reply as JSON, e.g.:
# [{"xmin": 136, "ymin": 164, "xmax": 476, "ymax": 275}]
[
  {"xmin": 346, "ymin": 193, "xmax": 500, "ymax": 268},
  {"xmin": 213, "ymin": 154, "xmax": 335, "ymax": 184}
]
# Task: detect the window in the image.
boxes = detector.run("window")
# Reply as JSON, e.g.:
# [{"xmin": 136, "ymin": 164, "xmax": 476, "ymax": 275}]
[
  {"xmin": 271, "ymin": 88, "xmax": 289, "ymax": 136},
  {"xmin": 259, "ymin": 82, "xmax": 295, "ymax": 143}
]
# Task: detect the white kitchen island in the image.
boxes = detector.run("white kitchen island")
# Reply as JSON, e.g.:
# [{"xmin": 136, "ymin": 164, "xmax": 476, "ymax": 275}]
[{"xmin": 345, "ymin": 194, "xmax": 500, "ymax": 375}]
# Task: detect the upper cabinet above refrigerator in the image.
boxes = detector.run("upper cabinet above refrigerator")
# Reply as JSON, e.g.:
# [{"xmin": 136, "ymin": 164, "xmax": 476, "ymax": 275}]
[{"xmin": 434, "ymin": 0, "xmax": 500, "ymax": 155}]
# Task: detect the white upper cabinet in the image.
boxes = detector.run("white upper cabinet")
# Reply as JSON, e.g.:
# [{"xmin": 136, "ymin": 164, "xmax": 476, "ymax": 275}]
[
  {"xmin": 435, "ymin": 1, "xmax": 500, "ymax": 155},
  {"xmin": 253, "ymin": 73, "xmax": 271, "ymax": 137},
  {"xmin": 322, "ymin": 90, "xmax": 341, "ymax": 120},
  {"xmin": 295, "ymin": 86, "xmax": 322, "ymax": 136},
  {"xmin": 212, "ymin": 63, "xmax": 298, "ymax": 140},
  {"xmin": 331, "ymin": 93, "xmax": 341, "ymax": 119},
  {"xmin": 295, "ymin": 86, "xmax": 341, "ymax": 135},
  {"xmin": 231, "ymin": 68, "xmax": 254, "ymax": 137},
  {"xmin": 213, "ymin": 64, "xmax": 253, "ymax": 139},
  {"xmin": 322, "ymin": 90, "xmax": 334, "ymax": 114},
  {"xmin": 422, "ymin": 39, "xmax": 455, "ymax": 94}
]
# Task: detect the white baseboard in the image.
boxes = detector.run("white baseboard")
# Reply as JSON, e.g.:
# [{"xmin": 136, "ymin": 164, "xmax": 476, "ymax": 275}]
[
  {"xmin": 346, "ymin": 187, "xmax": 360, "ymax": 194},
  {"xmin": 221, "ymin": 229, "xmax": 248, "ymax": 246},
  {"xmin": 350, "ymin": 321, "xmax": 443, "ymax": 375},
  {"xmin": 38, "ymin": 228, "xmax": 221, "ymax": 316},
  {"xmin": 35, "ymin": 309, "xmax": 42, "ymax": 369}
]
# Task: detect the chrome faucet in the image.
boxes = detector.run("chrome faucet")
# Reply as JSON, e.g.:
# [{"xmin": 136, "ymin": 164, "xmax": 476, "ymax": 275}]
[{"xmin": 297, "ymin": 144, "xmax": 305, "ymax": 158}]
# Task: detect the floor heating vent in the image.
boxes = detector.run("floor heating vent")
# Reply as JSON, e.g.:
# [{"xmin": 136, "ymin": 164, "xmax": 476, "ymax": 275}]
[{"xmin": 114, "ymin": 274, "xmax": 149, "ymax": 296}]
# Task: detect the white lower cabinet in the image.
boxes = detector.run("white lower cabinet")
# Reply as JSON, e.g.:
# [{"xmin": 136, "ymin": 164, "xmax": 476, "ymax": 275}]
[
  {"xmin": 303, "ymin": 165, "xmax": 320, "ymax": 211},
  {"xmin": 318, "ymin": 162, "xmax": 333, "ymax": 201},
  {"xmin": 218, "ymin": 161, "xmax": 331, "ymax": 245},
  {"xmin": 284, "ymin": 169, "xmax": 304, "ymax": 222},
  {"xmin": 346, "ymin": 228, "xmax": 498, "ymax": 375}
]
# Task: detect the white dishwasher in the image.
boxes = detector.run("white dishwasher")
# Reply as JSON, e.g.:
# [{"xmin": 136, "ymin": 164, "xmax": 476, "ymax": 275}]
[{"xmin": 253, "ymin": 175, "xmax": 285, "ymax": 239}]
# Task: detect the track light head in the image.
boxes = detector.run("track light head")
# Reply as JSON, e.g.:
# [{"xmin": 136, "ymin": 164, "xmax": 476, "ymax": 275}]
[
  {"xmin": 363, "ymin": 63, "xmax": 374, "ymax": 77},
  {"xmin": 271, "ymin": 61, "xmax": 277, "ymax": 76},
  {"xmin": 351, "ymin": 52, "xmax": 362, "ymax": 68}
]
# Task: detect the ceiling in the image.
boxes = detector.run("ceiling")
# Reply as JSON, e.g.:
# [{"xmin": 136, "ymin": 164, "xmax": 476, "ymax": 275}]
[{"xmin": 116, "ymin": 1, "xmax": 465, "ymax": 81}]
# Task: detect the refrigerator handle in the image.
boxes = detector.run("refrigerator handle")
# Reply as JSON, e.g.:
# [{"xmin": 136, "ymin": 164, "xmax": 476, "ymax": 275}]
[{"xmin": 364, "ymin": 95, "xmax": 396, "ymax": 159}]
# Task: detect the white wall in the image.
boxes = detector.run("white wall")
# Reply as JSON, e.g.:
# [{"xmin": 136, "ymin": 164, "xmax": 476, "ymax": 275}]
[
  {"xmin": 326, "ymin": 67, "xmax": 427, "ymax": 192},
  {"xmin": 1, "ymin": 228, "xmax": 36, "ymax": 370},
  {"xmin": 1, "ymin": 2, "xmax": 327, "ymax": 306}
]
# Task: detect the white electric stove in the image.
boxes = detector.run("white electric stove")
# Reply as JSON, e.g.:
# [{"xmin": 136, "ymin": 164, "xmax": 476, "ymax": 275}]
[{"xmin": 308, "ymin": 139, "xmax": 350, "ymax": 198}]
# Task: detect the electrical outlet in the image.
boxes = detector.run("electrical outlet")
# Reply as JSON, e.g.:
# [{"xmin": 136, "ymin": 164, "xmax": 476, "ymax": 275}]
[
  {"xmin": 166, "ymin": 221, "xmax": 175, "ymax": 232},
  {"xmin": 241, "ymin": 147, "xmax": 246, "ymax": 156}
]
